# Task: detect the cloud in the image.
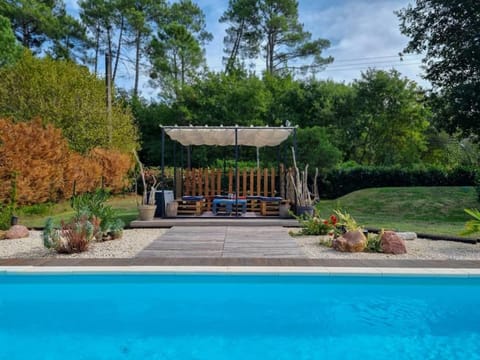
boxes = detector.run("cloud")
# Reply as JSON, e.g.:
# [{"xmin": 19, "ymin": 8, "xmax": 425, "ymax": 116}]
[{"xmin": 298, "ymin": 0, "xmax": 428, "ymax": 86}]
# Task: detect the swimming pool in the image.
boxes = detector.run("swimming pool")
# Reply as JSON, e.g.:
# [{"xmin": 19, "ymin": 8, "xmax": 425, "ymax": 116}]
[{"xmin": 1, "ymin": 273, "xmax": 479, "ymax": 360}]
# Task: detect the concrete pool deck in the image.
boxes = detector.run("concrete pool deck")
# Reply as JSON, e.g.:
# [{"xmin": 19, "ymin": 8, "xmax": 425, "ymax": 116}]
[
  {"xmin": 1, "ymin": 258, "xmax": 480, "ymax": 277},
  {"xmin": 1, "ymin": 265, "xmax": 480, "ymax": 276}
]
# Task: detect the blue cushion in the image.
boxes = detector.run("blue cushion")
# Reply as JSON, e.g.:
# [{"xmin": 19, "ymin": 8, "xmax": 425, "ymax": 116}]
[
  {"xmin": 182, "ymin": 196, "xmax": 204, "ymax": 201},
  {"xmin": 259, "ymin": 196, "xmax": 283, "ymax": 202}
]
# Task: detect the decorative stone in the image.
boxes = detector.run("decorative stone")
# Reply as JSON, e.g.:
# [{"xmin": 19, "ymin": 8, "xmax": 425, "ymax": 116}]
[
  {"xmin": 397, "ymin": 232, "xmax": 417, "ymax": 241},
  {"xmin": 5, "ymin": 225, "xmax": 30, "ymax": 239},
  {"xmin": 380, "ymin": 231, "xmax": 407, "ymax": 254},
  {"xmin": 332, "ymin": 230, "xmax": 367, "ymax": 252}
]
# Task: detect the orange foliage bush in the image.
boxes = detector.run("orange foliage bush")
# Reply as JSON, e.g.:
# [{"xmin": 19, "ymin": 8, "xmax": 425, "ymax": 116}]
[
  {"xmin": 0, "ymin": 118, "xmax": 134, "ymax": 205},
  {"xmin": 0, "ymin": 118, "xmax": 68, "ymax": 204},
  {"xmin": 63, "ymin": 152, "xmax": 102, "ymax": 197},
  {"xmin": 89, "ymin": 148, "xmax": 133, "ymax": 193}
]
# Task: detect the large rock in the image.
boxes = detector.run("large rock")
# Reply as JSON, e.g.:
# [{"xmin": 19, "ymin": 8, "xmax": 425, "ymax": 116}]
[
  {"xmin": 380, "ymin": 231, "xmax": 407, "ymax": 254},
  {"xmin": 5, "ymin": 225, "xmax": 30, "ymax": 239},
  {"xmin": 333, "ymin": 230, "xmax": 367, "ymax": 252}
]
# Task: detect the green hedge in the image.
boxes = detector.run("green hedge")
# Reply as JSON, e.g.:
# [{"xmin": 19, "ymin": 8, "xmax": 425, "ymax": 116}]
[{"xmin": 319, "ymin": 166, "xmax": 477, "ymax": 199}]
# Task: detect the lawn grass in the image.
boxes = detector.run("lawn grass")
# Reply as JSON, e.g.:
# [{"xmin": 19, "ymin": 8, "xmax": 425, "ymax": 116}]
[
  {"xmin": 317, "ymin": 186, "xmax": 478, "ymax": 238},
  {"xmin": 17, "ymin": 186, "xmax": 479, "ymax": 238},
  {"xmin": 18, "ymin": 194, "xmax": 140, "ymax": 228}
]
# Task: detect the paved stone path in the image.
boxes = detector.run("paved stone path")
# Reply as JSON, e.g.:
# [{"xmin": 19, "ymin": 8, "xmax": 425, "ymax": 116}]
[{"xmin": 137, "ymin": 226, "xmax": 305, "ymax": 258}]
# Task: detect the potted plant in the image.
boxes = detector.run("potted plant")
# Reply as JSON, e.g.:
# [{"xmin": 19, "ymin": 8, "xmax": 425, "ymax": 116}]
[
  {"xmin": 289, "ymin": 148, "xmax": 318, "ymax": 216},
  {"xmin": 133, "ymin": 150, "xmax": 158, "ymax": 221}
]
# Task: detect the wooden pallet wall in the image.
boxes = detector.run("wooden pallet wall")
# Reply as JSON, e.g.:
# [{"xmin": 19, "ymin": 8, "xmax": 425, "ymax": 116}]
[{"xmin": 177, "ymin": 167, "xmax": 288, "ymax": 199}]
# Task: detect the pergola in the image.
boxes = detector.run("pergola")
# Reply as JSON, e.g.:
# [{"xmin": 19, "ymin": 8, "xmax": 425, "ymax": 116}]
[{"xmin": 159, "ymin": 125, "xmax": 297, "ymax": 217}]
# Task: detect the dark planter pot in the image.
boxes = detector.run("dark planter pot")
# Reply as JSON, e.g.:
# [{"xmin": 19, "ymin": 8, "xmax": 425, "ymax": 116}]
[
  {"xmin": 296, "ymin": 205, "xmax": 314, "ymax": 217},
  {"xmin": 10, "ymin": 216, "xmax": 18, "ymax": 226}
]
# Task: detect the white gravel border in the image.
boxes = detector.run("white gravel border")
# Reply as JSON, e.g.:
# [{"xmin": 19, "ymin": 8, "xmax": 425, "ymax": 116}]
[
  {"xmin": 1, "ymin": 228, "xmax": 479, "ymax": 260},
  {"xmin": 0, "ymin": 229, "xmax": 166, "ymax": 258},
  {"xmin": 293, "ymin": 233, "xmax": 480, "ymax": 260}
]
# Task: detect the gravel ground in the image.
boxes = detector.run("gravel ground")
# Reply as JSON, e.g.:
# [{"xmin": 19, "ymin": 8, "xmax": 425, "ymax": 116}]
[
  {"xmin": 294, "ymin": 234, "xmax": 480, "ymax": 260},
  {"xmin": 1, "ymin": 228, "xmax": 479, "ymax": 260},
  {"xmin": 0, "ymin": 229, "xmax": 166, "ymax": 258}
]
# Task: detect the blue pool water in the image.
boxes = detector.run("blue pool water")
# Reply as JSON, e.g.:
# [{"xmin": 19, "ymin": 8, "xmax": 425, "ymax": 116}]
[{"xmin": 1, "ymin": 274, "xmax": 479, "ymax": 360}]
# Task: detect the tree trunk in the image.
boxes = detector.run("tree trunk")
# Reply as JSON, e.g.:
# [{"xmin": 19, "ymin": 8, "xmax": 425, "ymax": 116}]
[
  {"xmin": 225, "ymin": 20, "xmax": 244, "ymax": 74},
  {"xmin": 112, "ymin": 16, "xmax": 125, "ymax": 84},
  {"xmin": 94, "ymin": 24, "xmax": 100, "ymax": 76},
  {"xmin": 266, "ymin": 31, "xmax": 275, "ymax": 74},
  {"xmin": 134, "ymin": 31, "xmax": 141, "ymax": 97}
]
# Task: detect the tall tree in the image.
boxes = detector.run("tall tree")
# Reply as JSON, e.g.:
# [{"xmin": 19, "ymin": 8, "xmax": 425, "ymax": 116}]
[
  {"xmin": 79, "ymin": 0, "xmax": 110, "ymax": 75},
  {"xmin": 1, "ymin": 0, "xmax": 60, "ymax": 51},
  {"xmin": 347, "ymin": 69, "xmax": 431, "ymax": 166},
  {"xmin": 219, "ymin": 0, "xmax": 261, "ymax": 73},
  {"xmin": 149, "ymin": 0, "xmax": 212, "ymax": 98},
  {"xmin": 49, "ymin": 4, "xmax": 89, "ymax": 61},
  {"xmin": 0, "ymin": 15, "xmax": 23, "ymax": 67},
  {"xmin": 397, "ymin": 1, "xmax": 480, "ymax": 136},
  {"xmin": 79, "ymin": 0, "xmax": 128, "ymax": 83},
  {"xmin": 124, "ymin": 0, "xmax": 166, "ymax": 97},
  {"xmin": 1, "ymin": 0, "xmax": 87, "ymax": 61},
  {"xmin": 220, "ymin": 0, "xmax": 333, "ymax": 75}
]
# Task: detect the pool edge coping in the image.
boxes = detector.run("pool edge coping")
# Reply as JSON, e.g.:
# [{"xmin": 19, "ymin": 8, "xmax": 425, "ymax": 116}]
[{"xmin": 1, "ymin": 266, "xmax": 480, "ymax": 277}]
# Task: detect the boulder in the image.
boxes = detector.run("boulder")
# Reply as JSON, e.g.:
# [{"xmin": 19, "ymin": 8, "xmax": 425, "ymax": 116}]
[
  {"xmin": 380, "ymin": 231, "xmax": 407, "ymax": 254},
  {"xmin": 5, "ymin": 225, "xmax": 30, "ymax": 239},
  {"xmin": 397, "ymin": 232, "xmax": 417, "ymax": 241},
  {"xmin": 333, "ymin": 230, "xmax": 367, "ymax": 252}
]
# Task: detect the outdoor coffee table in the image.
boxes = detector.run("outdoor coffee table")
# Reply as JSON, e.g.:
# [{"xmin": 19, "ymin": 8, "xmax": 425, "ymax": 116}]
[{"xmin": 212, "ymin": 198, "xmax": 247, "ymax": 215}]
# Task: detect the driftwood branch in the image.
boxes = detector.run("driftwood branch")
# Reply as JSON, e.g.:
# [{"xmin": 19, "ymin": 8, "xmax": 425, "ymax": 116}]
[
  {"xmin": 290, "ymin": 147, "xmax": 319, "ymax": 207},
  {"xmin": 133, "ymin": 150, "xmax": 156, "ymax": 205}
]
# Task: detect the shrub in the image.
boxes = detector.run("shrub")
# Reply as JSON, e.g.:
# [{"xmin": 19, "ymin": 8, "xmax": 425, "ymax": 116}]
[
  {"xmin": 0, "ymin": 118, "xmax": 68, "ymax": 205},
  {"xmin": 291, "ymin": 211, "xmax": 337, "ymax": 236},
  {"xmin": 43, "ymin": 216, "xmax": 100, "ymax": 254},
  {"xmin": 365, "ymin": 232, "xmax": 383, "ymax": 253},
  {"xmin": 319, "ymin": 165, "xmax": 476, "ymax": 199},
  {"xmin": 63, "ymin": 152, "xmax": 103, "ymax": 197},
  {"xmin": 70, "ymin": 189, "xmax": 124, "ymax": 240},
  {"xmin": 0, "ymin": 204, "xmax": 11, "ymax": 231},
  {"xmin": 89, "ymin": 148, "xmax": 133, "ymax": 192},
  {"xmin": 0, "ymin": 118, "xmax": 134, "ymax": 205}
]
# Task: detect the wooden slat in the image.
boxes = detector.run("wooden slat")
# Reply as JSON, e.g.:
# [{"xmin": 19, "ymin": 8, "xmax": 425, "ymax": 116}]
[
  {"xmin": 250, "ymin": 169, "xmax": 254, "ymax": 196},
  {"xmin": 263, "ymin": 168, "xmax": 268, "ymax": 196},
  {"xmin": 228, "ymin": 168, "xmax": 233, "ymax": 194},
  {"xmin": 210, "ymin": 170, "xmax": 216, "ymax": 196},
  {"xmin": 256, "ymin": 168, "xmax": 261, "ymax": 195},
  {"xmin": 204, "ymin": 168, "xmax": 209, "ymax": 196},
  {"xmin": 185, "ymin": 169, "xmax": 191, "ymax": 195},
  {"xmin": 175, "ymin": 168, "xmax": 183, "ymax": 198},
  {"xmin": 271, "ymin": 167, "xmax": 275, "ymax": 196},
  {"xmin": 197, "ymin": 169, "xmax": 203, "ymax": 196},
  {"xmin": 242, "ymin": 169, "xmax": 247, "ymax": 196},
  {"xmin": 216, "ymin": 169, "xmax": 222, "ymax": 194},
  {"xmin": 279, "ymin": 164, "xmax": 285, "ymax": 199}
]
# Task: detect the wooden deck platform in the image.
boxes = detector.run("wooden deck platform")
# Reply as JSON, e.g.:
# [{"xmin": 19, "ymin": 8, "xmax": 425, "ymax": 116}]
[
  {"xmin": 130, "ymin": 217, "xmax": 299, "ymax": 228},
  {"xmin": 137, "ymin": 226, "xmax": 305, "ymax": 258}
]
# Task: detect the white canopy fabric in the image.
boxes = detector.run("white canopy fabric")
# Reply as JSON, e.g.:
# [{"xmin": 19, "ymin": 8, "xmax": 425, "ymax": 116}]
[{"xmin": 163, "ymin": 126, "xmax": 294, "ymax": 147}]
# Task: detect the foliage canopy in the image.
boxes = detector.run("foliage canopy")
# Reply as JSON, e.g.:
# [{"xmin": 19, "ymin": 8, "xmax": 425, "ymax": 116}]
[{"xmin": 0, "ymin": 51, "xmax": 138, "ymax": 153}]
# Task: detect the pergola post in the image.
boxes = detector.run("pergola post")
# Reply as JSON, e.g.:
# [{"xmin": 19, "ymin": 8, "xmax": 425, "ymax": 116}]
[
  {"xmin": 161, "ymin": 126, "xmax": 165, "ymax": 218},
  {"xmin": 234, "ymin": 127, "xmax": 238, "ymax": 216}
]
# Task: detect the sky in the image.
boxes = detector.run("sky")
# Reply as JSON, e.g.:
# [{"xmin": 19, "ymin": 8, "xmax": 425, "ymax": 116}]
[{"xmin": 66, "ymin": 0, "xmax": 425, "ymax": 97}]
